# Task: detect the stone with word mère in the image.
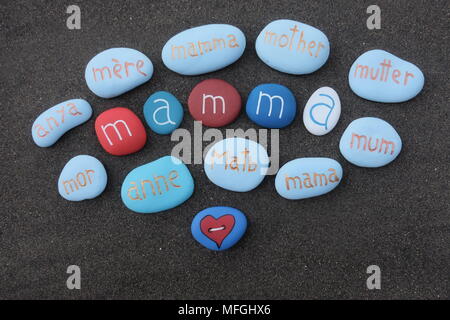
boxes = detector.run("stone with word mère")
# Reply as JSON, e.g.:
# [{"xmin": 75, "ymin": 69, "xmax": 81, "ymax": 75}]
[
  {"xmin": 349, "ymin": 49, "xmax": 424, "ymax": 103},
  {"xmin": 58, "ymin": 155, "xmax": 107, "ymax": 201},
  {"xmin": 85, "ymin": 48, "xmax": 153, "ymax": 98},
  {"xmin": 143, "ymin": 91, "xmax": 184, "ymax": 135},
  {"xmin": 275, "ymin": 157, "xmax": 343, "ymax": 200},
  {"xmin": 246, "ymin": 83, "xmax": 296, "ymax": 128},
  {"xmin": 32, "ymin": 99, "xmax": 92, "ymax": 147},
  {"xmin": 162, "ymin": 24, "xmax": 246, "ymax": 75},
  {"xmin": 95, "ymin": 107, "xmax": 147, "ymax": 156},
  {"xmin": 339, "ymin": 117, "xmax": 402, "ymax": 168},
  {"xmin": 255, "ymin": 19, "xmax": 330, "ymax": 75},
  {"xmin": 121, "ymin": 156, "xmax": 194, "ymax": 214},
  {"xmin": 303, "ymin": 87, "xmax": 341, "ymax": 136},
  {"xmin": 204, "ymin": 137, "xmax": 269, "ymax": 192},
  {"xmin": 191, "ymin": 206, "xmax": 247, "ymax": 251},
  {"xmin": 188, "ymin": 79, "xmax": 241, "ymax": 127}
]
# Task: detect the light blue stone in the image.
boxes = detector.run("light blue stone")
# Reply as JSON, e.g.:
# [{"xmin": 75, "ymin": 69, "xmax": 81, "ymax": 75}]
[
  {"xmin": 121, "ymin": 156, "xmax": 194, "ymax": 213},
  {"xmin": 85, "ymin": 48, "xmax": 153, "ymax": 98},
  {"xmin": 349, "ymin": 49, "xmax": 424, "ymax": 103},
  {"xmin": 58, "ymin": 155, "xmax": 107, "ymax": 201},
  {"xmin": 255, "ymin": 19, "xmax": 330, "ymax": 75},
  {"xmin": 143, "ymin": 91, "xmax": 184, "ymax": 135},
  {"xmin": 275, "ymin": 158, "xmax": 343, "ymax": 200},
  {"xmin": 246, "ymin": 83, "xmax": 296, "ymax": 128},
  {"xmin": 32, "ymin": 99, "xmax": 92, "ymax": 147},
  {"xmin": 162, "ymin": 24, "xmax": 246, "ymax": 75},
  {"xmin": 339, "ymin": 117, "xmax": 402, "ymax": 168}
]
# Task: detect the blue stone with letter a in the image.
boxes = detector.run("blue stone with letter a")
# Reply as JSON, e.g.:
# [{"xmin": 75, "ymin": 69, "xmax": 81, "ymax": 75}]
[{"xmin": 143, "ymin": 91, "xmax": 184, "ymax": 135}]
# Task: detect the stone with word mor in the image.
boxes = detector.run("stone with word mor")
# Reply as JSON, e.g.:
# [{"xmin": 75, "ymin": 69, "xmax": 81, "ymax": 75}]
[
  {"xmin": 32, "ymin": 99, "xmax": 92, "ymax": 147},
  {"xmin": 188, "ymin": 79, "xmax": 241, "ymax": 127},
  {"xmin": 339, "ymin": 117, "xmax": 402, "ymax": 168},
  {"xmin": 303, "ymin": 87, "xmax": 341, "ymax": 136},
  {"xmin": 255, "ymin": 19, "xmax": 330, "ymax": 75},
  {"xmin": 204, "ymin": 137, "xmax": 269, "ymax": 192},
  {"xmin": 349, "ymin": 49, "xmax": 424, "ymax": 103},
  {"xmin": 58, "ymin": 155, "xmax": 107, "ymax": 201},
  {"xmin": 85, "ymin": 48, "xmax": 153, "ymax": 98},
  {"xmin": 95, "ymin": 107, "xmax": 147, "ymax": 156},
  {"xmin": 121, "ymin": 156, "xmax": 194, "ymax": 213},
  {"xmin": 275, "ymin": 157, "xmax": 343, "ymax": 200},
  {"xmin": 246, "ymin": 83, "xmax": 296, "ymax": 128},
  {"xmin": 162, "ymin": 24, "xmax": 246, "ymax": 76},
  {"xmin": 143, "ymin": 91, "xmax": 184, "ymax": 135},
  {"xmin": 191, "ymin": 206, "xmax": 247, "ymax": 251}
]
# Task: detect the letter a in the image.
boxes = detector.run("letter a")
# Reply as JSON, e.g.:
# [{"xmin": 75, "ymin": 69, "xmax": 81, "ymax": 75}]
[
  {"xmin": 66, "ymin": 265, "xmax": 81, "ymax": 290},
  {"xmin": 366, "ymin": 265, "xmax": 381, "ymax": 290},
  {"xmin": 366, "ymin": 5, "xmax": 381, "ymax": 30},
  {"xmin": 309, "ymin": 93, "xmax": 335, "ymax": 130},
  {"xmin": 152, "ymin": 99, "xmax": 176, "ymax": 126},
  {"xmin": 66, "ymin": 5, "xmax": 81, "ymax": 30}
]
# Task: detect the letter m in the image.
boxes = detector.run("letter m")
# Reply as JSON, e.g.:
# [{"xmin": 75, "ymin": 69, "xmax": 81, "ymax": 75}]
[
  {"xmin": 256, "ymin": 91, "xmax": 284, "ymax": 118},
  {"xmin": 379, "ymin": 138, "xmax": 395, "ymax": 155},
  {"xmin": 63, "ymin": 179, "xmax": 79, "ymax": 195},
  {"xmin": 101, "ymin": 120, "xmax": 133, "ymax": 146},
  {"xmin": 354, "ymin": 64, "xmax": 369, "ymax": 78},
  {"xmin": 350, "ymin": 133, "xmax": 367, "ymax": 150},
  {"xmin": 285, "ymin": 175, "xmax": 301, "ymax": 190},
  {"xmin": 202, "ymin": 94, "xmax": 226, "ymax": 114}
]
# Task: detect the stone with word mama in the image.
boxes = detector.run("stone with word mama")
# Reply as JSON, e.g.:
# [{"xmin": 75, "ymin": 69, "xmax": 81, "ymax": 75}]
[
  {"xmin": 339, "ymin": 117, "xmax": 402, "ymax": 168},
  {"xmin": 303, "ymin": 87, "xmax": 341, "ymax": 136},
  {"xmin": 121, "ymin": 156, "xmax": 194, "ymax": 213},
  {"xmin": 349, "ymin": 49, "xmax": 424, "ymax": 103},
  {"xmin": 275, "ymin": 157, "xmax": 343, "ymax": 200},
  {"xmin": 85, "ymin": 48, "xmax": 153, "ymax": 98},
  {"xmin": 58, "ymin": 155, "xmax": 107, "ymax": 201},
  {"xmin": 143, "ymin": 91, "xmax": 184, "ymax": 135},
  {"xmin": 162, "ymin": 24, "xmax": 246, "ymax": 75},
  {"xmin": 204, "ymin": 137, "xmax": 269, "ymax": 192},
  {"xmin": 246, "ymin": 83, "xmax": 296, "ymax": 128},
  {"xmin": 255, "ymin": 19, "xmax": 330, "ymax": 75},
  {"xmin": 32, "ymin": 99, "xmax": 92, "ymax": 147}
]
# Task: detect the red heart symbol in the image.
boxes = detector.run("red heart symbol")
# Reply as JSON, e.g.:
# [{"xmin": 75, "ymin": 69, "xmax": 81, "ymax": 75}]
[{"xmin": 200, "ymin": 215, "xmax": 235, "ymax": 249}]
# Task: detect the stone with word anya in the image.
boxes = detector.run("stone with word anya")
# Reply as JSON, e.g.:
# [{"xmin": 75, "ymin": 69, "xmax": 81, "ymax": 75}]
[
  {"xmin": 162, "ymin": 24, "xmax": 246, "ymax": 76},
  {"xmin": 303, "ymin": 87, "xmax": 341, "ymax": 136},
  {"xmin": 58, "ymin": 155, "xmax": 107, "ymax": 201},
  {"xmin": 95, "ymin": 107, "xmax": 147, "ymax": 156},
  {"xmin": 191, "ymin": 206, "xmax": 247, "ymax": 251},
  {"xmin": 339, "ymin": 117, "xmax": 402, "ymax": 168},
  {"xmin": 246, "ymin": 83, "xmax": 296, "ymax": 128},
  {"xmin": 121, "ymin": 156, "xmax": 194, "ymax": 214},
  {"xmin": 143, "ymin": 91, "xmax": 184, "ymax": 135},
  {"xmin": 85, "ymin": 48, "xmax": 153, "ymax": 98},
  {"xmin": 255, "ymin": 19, "xmax": 330, "ymax": 75},
  {"xmin": 349, "ymin": 49, "xmax": 424, "ymax": 103},
  {"xmin": 32, "ymin": 99, "xmax": 92, "ymax": 147},
  {"xmin": 204, "ymin": 137, "xmax": 269, "ymax": 192},
  {"xmin": 188, "ymin": 79, "xmax": 241, "ymax": 127}
]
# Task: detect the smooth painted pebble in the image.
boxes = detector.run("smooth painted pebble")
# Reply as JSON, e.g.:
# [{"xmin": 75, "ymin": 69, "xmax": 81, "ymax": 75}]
[
  {"xmin": 303, "ymin": 87, "xmax": 341, "ymax": 136},
  {"xmin": 143, "ymin": 91, "xmax": 184, "ymax": 135}
]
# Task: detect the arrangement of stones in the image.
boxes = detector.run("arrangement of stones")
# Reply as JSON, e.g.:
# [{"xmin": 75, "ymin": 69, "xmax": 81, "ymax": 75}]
[{"xmin": 31, "ymin": 20, "xmax": 424, "ymax": 251}]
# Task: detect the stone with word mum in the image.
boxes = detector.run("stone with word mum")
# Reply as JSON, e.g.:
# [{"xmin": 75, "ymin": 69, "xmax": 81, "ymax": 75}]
[
  {"xmin": 303, "ymin": 87, "xmax": 341, "ymax": 136},
  {"xmin": 143, "ymin": 91, "xmax": 184, "ymax": 135}
]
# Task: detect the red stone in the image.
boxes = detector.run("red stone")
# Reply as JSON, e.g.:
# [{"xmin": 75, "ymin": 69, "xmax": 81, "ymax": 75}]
[{"xmin": 188, "ymin": 79, "xmax": 241, "ymax": 127}]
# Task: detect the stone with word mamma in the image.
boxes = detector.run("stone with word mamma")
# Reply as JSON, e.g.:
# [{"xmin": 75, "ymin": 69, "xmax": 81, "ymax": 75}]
[
  {"xmin": 275, "ymin": 157, "xmax": 343, "ymax": 200},
  {"xmin": 303, "ymin": 87, "xmax": 341, "ymax": 136},
  {"xmin": 121, "ymin": 156, "xmax": 194, "ymax": 214},
  {"xmin": 32, "ymin": 99, "xmax": 92, "ymax": 147},
  {"xmin": 339, "ymin": 117, "xmax": 402, "ymax": 168},
  {"xmin": 246, "ymin": 83, "xmax": 296, "ymax": 128},
  {"xmin": 204, "ymin": 137, "xmax": 269, "ymax": 192},
  {"xmin": 191, "ymin": 206, "xmax": 247, "ymax": 251},
  {"xmin": 58, "ymin": 155, "xmax": 107, "ymax": 201},
  {"xmin": 162, "ymin": 24, "xmax": 246, "ymax": 75},
  {"xmin": 85, "ymin": 48, "xmax": 153, "ymax": 98},
  {"xmin": 143, "ymin": 91, "xmax": 184, "ymax": 135},
  {"xmin": 188, "ymin": 79, "xmax": 241, "ymax": 127},
  {"xmin": 95, "ymin": 107, "xmax": 147, "ymax": 156},
  {"xmin": 349, "ymin": 49, "xmax": 424, "ymax": 103},
  {"xmin": 255, "ymin": 19, "xmax": 330, "ymax": 75}
]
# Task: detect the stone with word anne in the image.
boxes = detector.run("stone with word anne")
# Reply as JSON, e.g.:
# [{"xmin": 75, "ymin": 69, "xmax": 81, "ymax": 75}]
[
  {"xmin": 143, "ymin": 91, "xmax": 184, "ymax": 135},
  {"xmin": 303, "ymin": 87, "xmax": 341, "ymax": 136}
]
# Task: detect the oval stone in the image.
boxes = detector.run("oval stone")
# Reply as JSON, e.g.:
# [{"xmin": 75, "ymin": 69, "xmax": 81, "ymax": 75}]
[
  {"xmin": 162, "ymin": 24, "xmax": 246, "ymax": 75},
  {"xmin": 204, "ymin": 137, "xmax": 269, "ymax": 192},
  {"xmin": 339, "ymin": 117, "xmax": 402, "ymax": 168},
  {"xmin": 32, "ymin": 99, "xmax": 92, "ymax": 147},
  {"xmin": 85, "ymin": 48, "xmax": 153, "ymax": 98},
  {"xmin": 191, "ymin": 206, "xmax": 247, "ymax": 251},
  {"xmin": 58, "ymin": 155, "xmax": 107, "ymax": 201},
  {"xmin": 275, "ymin": 158, "xmax": 343, "ymax": 200},
  {"xmin": 348, "ymin": 49, "xmax": 424, "ymax": 103},
  {"xmin": 303, "ymin": 87, "xmax": 341, "ymax": 135},
  {"xmin": 121, "ymin": 156, "xmax": 194, "ymax": 214},
  {"xmin": 143, "ymin": 91, "xmax": 184, "ymax": 135},
  {"xmin": 255, "ymin": 19, "xmax": 330, "ymax": 74}
]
